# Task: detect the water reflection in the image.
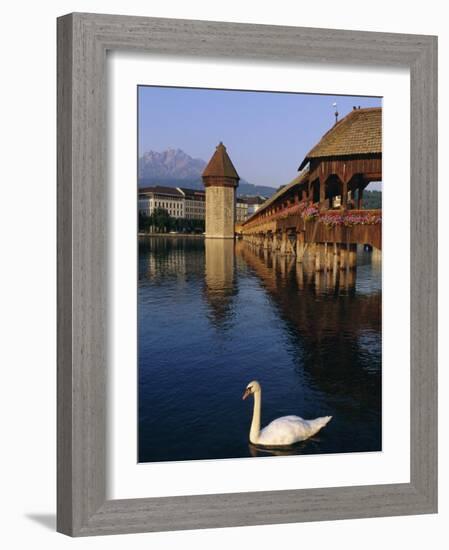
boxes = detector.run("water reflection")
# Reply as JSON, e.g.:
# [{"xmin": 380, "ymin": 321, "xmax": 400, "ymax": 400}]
[
  {"xmin": 138, "ymin": 237, "xmax": 381, "ymax": 463},
  {"xmin": 248, "ymin": 437, "xmax": 324, "ymax": 457},
  {"xmin": 236, "ymin": 241, "xmax": 381, "ymax": 409},
  {"xmin": 204, "ymin": 239, "xmax": 237, "ymax": 328}
]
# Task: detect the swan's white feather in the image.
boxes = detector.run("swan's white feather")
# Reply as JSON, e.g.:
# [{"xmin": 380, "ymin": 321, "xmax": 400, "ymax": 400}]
[{"xmin": 256, "ymin": 415, "xmax": 332, "ymax": 446}]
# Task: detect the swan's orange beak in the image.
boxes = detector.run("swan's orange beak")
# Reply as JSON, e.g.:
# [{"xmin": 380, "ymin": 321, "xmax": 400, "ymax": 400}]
[{"xmin": 242, "ymin": 388, "xmax": 251, "ymax": 400}]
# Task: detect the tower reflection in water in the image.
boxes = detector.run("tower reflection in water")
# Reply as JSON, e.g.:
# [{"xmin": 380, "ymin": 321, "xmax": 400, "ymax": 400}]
[{"xmin": 204, "ymin": 238, "xmax": 237, "ymax": 328}]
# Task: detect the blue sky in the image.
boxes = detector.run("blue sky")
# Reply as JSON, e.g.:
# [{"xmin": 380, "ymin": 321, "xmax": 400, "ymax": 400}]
[{"xmin": 138, "ymin": 86, "xmax": 382, "ymax": 189}]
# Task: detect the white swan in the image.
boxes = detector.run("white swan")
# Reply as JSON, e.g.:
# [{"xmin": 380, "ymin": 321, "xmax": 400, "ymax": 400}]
[{"xmin": 242, "ymin": 380, "xmax": 332, "ymax": 447}]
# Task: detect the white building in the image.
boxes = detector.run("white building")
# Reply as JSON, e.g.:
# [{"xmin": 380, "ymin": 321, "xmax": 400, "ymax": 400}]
[
  {"xmin": 138, "ymin": 185, "xmax": 208, "ymax": 221},
  {"xmin": 235, "ymin": 199, "xmax": 248, "ymax": 223},
  {"xmin": 236, "ymin": 196, "xmax": 267, "ymax": 222},
  {"xmin": 138, "ymin": 186, "xmax": 185, "ymax": 218},
  {"xmin": 177, "ymin": 188, "xmax": 205, "ymax": 220},
  {"xmin": 138, "ymin": 186, "xmax": 268, "ymax": 224}
]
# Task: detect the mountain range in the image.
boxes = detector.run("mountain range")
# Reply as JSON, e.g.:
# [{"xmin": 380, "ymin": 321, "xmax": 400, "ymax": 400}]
[{"xmin": 138, "ymin": 148, "xmax": 277, "ymax": 197}]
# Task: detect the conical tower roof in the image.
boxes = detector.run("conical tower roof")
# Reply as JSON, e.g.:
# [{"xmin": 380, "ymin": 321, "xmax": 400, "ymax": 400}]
[{"xmin": 202, "ymin": 142, "xmax": 240, "ymax": 180}]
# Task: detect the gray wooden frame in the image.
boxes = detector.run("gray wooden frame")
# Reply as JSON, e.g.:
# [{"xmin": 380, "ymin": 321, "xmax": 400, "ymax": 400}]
[{"xmin": 57, "ymin": 12, "xmax": 438, "ymax": 537}]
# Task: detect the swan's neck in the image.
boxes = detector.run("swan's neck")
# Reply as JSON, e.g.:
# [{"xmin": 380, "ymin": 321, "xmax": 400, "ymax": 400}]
[{"xmin": 250, "ymin": 391, "xmax": 261, "ymax": 444}]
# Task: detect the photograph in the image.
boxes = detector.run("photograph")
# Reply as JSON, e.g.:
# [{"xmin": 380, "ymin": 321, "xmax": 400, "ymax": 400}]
[
  {"xmin": 0, "ymin": 1, "xmax": 440, "ymax": 543},
  {"xmin": 137, "ymin": 86, "xmax": 382, "ymax": 463}
]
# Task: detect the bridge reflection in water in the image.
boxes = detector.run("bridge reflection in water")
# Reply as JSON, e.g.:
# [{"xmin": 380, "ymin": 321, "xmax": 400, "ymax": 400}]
[{"xmin": 138, "ymin": 236, "xmax": 381, "ymax": 463}]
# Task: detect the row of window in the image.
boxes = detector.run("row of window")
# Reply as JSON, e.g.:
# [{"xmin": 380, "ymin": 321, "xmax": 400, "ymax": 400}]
[
  {"xmin": 151, "ymin": 200, "xmax": 183, "ymax": 210},
  {"xmin": 141, "ymin": 206, "xmax": 204, "ymax": 219},
  {"xmin": 141, "ymin": 198, "xmax": 206, "ymax": 213},
  {"xmin": 140, "ymin": 197, "xmax": 250, "ymax": 219}
]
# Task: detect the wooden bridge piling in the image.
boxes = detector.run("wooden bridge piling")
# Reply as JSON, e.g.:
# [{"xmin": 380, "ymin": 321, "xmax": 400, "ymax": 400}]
[
  {"xmin": 241, "ymin": 224, "xmax": 366, "ymax": 278},
  {"xmin": 348, "ymin": 243, "xmax": 357, "ymax": 269},
  {"xmin": 272, "ymin": 233, "xmax": 278, "ymax": 253},
  {"xmin": 372, "ymin": 247, "xmax": 382, "ymax": 264},
  {"xmin": 339, "ymin": 243, "xmax": 348, "ymax": 270},
  {"xmin": 280, "ymin": 231, "xmax": 288, "ymax": 255},
  {"xmin": 296, "ymin": 232, "xmax": 305, "ymax": 263}
]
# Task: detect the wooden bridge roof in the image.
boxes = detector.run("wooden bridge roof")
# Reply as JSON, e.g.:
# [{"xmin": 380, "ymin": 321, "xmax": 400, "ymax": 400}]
[
  {"xmin": 298, "ymin": 107, "xmax": 382, "ymax": 170},
  {"xmin": 242, "ymin": 106, "xmax": 382, "ymax": 228},
  {"xmin": 243, "ymin": 168, "xmax": 309, "ymax": 223}
]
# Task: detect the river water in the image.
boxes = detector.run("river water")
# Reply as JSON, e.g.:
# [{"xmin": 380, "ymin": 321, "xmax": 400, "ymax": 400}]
[{"xmin": 138, "ymin": 237, "xmax": 381, "ymax": 462}]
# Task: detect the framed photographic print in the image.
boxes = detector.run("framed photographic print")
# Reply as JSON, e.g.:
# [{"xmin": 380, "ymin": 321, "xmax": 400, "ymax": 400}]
[{"xmin": 57, "ymin": 13, "xmax": 437, "ymax": 536}]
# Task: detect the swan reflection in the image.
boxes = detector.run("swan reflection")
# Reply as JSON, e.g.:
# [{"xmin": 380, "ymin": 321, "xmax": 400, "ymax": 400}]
[{"xmin": 248, "ymin": 437, "xmax": 324, "ymax": 457}]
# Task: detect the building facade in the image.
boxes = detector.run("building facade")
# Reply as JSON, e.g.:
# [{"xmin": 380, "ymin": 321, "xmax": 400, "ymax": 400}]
[
  {"xmin": 138, "ymin": 186, "xmax": 185, "ymax": 218},
  {"xmin": 138, "ymin": 179, "xmax": 270, "ymax": 230},
  {"xmin": 138, "ymin": 186, "xmax": 209, "ymax": 221},
  {"xmin": 178, "ymin": 188, "xmax": 206, "ymax": 220},
  {"xmin": 236, "ymin": 195, "xmax": 267, "ymax": 222},
  {"xmin": 236, "ymin": 199, "xmax": 248, "ymax": 223}
]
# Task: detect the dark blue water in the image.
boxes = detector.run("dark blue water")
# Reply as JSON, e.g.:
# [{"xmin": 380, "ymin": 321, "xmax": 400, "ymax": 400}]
[{"xmin": 138, "ymin": 237, "xmax": 381, "ymax": 462}]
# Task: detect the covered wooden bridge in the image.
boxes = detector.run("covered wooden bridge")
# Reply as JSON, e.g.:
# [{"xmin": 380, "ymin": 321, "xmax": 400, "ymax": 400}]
[{"xmin": 239, "ymin": 107, "xmax": 382, "ymax": 270}]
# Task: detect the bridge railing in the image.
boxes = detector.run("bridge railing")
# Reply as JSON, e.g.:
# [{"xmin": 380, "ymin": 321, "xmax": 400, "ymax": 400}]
[{"xmin": 242, "ymin": 201, "xmax": 381, "ymax": 233}]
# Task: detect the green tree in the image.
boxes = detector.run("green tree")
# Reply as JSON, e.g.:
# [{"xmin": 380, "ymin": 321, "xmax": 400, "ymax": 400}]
[
  {"xmin": 139, "ymin": 210, "xmax": 205, "ymax": 234},
  {"xmin": 362, "ymin": 190, "xmax": 382, "ymax": 209},
  {"xmin": 152, "ymin": 207, "xmax": 172, "ymax": 232},
  {"xmin": 139, "ymin": 211, "xmax": 152, "ymax": 233}
]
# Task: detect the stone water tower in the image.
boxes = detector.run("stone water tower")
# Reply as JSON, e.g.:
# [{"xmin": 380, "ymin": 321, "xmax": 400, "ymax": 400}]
[{"xmin": 202, "ymin": 142, "xmax": 240, "ymax": 239}]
